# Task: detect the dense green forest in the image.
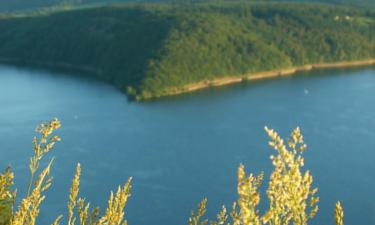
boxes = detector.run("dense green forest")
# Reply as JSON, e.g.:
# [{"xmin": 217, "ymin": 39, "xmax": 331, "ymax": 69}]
[
  {"xmin": 0, "ymin": 0, "xmax": 374, "ymax": 12},
  {"xmin": 0, "ymin": 2, "xmax": 374, "ymax": 99}
]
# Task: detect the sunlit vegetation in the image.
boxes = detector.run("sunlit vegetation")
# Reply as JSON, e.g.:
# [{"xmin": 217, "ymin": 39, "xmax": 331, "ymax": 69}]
[
  {"xmin": 189, "ymin": 126, "xmax": 338, "ymax": 225},
  {"xmin": 0, "ymin": 2, "xmax": 373, "ymax": 100},
  {"xmin": 0, "ymin": 119, "xmax": 131, "ymax": 225},
  {"xmin": 254, "ymin": 0, "xmax": 374, "ymax": 7},
  {"xmin": 0, "ymin": 119, "xmax": 346, "ymax": 225}
]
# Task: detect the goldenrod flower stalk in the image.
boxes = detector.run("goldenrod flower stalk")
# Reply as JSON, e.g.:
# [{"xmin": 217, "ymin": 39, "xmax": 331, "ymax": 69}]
[
  {"xmin": 0, "ymin": 167, "xmax": 15, "ymax": 201},
  {"xmin": 27, "ymin": 118, "xmax": 61, "ymax": 196},
  {"xmin": 189, "ymin": 198, "xmax": 208, "ymax": 225},
  {"xmin": 235, "ymin": 164, "xmax": 263, "ymax": 225},
  {"xmin": 192, "ymin": 127, "xmax": 325, "ymax": 225},
  {"xmin": 8, "ymin": 118, "xmax": 60, "ymax": 225},
  {"xmin": 68, "ymin": 164, "xmax": 81, "ymax": 225},
  {"xmin": 77, "ymin": 198, "xmax": 90, "ymax": 225},
  {"xmin": 98, "ymin": 177, "xmax": 132, "ymax": 225},
  {"xmin": 262, "ymin": 127, "xmax": 319, "ymax": 225},
  {"xmin": 0, "ymin": 167, "xmax": 16, "ymax": 225},
  {"xmin": 212, "ymin": 206, "xmax": 228, "ymax": 225},
  {"xmin": 334, "ymin": 202, "xmax": 344, "ymax": 225},
  {"xmin": 10, "ymin": 158, "xmax": 54, "ymax": 225},
  {"xmin": 51, "ymin": 215, "xmax": 63, "ymax": 225}
]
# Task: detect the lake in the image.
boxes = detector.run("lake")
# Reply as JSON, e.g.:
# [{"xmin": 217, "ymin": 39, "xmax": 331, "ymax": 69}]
[{"xmin": 0, "ymin": 64, "xmax": 374, "ymax": 225}]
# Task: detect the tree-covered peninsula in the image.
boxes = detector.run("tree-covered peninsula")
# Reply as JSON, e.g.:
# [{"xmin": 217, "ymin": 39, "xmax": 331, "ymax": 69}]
[{"xmin": 0, "ymin": 2, "xmax": 374, "ymax": 100}]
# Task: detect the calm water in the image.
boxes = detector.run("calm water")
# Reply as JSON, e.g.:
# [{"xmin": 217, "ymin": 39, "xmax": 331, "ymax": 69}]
[{"xmin": 0, "ymin": 64, "xmax": 374, "ymax": 225}]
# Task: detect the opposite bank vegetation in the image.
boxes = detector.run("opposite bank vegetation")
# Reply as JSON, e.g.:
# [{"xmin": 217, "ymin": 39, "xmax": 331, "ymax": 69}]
[
  {"xmin": 0, "ymin": 118, "xmax": 346, "ymax": 225},
  {"xmin": 0, "ymin": 1, "xmax": 374, "ymax": 100}
]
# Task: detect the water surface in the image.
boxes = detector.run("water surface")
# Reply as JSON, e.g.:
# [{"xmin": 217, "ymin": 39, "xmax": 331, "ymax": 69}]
[{"xmin": 0, "ymin": 65, "xmax": 374, "ymax": 225}]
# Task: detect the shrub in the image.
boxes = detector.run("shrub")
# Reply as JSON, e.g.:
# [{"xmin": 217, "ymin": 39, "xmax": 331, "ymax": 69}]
[{"xmin": 0, "ymin": 119, "xmax": 345, "ymax": 225}]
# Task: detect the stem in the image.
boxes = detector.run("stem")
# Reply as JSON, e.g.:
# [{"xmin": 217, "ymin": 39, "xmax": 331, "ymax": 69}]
[{"xmin": 27, "ymin": 171, "xmax": 35, "ymax": 196}]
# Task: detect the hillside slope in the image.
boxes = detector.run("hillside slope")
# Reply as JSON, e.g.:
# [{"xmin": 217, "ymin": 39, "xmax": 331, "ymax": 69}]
[
  {"xmin": 0, "ymin": 3, "xmax": 374, "ymax": 99},
  {"xmin": 0, "ymin": 0, "xmax": 373, "ymax": 12}
]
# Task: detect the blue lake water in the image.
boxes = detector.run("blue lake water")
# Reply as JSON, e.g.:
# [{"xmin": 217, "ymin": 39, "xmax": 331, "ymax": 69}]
[{"xmin": 0, "ymin": 64, "xmax": 374, "ymax": 225}]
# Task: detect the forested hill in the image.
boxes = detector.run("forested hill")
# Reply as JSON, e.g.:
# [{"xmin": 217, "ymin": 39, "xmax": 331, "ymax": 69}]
[
  {"xmin": 0, "ymin": 0, "xmax": 374, "ymax": 12},
  {"xmin": 0, "ymin": 2, "xmax": 374, "ymax": 100},
  {"xmin": 262, "ymin": 0, "xmax": 374, "ymax": 7}
]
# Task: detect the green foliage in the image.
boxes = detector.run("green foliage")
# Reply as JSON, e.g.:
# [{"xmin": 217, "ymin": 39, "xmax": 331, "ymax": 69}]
[
  {"xmin": 0, "ymin": 0, "xmax": 374, "ymax": 12},
  {"xmin": 0, "ymin": 2, "xmax": 374, "ymax": 99}
]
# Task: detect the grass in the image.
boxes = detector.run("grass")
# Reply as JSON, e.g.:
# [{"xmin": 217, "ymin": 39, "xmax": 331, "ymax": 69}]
[{"xmin": 0, "ymin": 119, "xmax": 345, "ymax": 225}]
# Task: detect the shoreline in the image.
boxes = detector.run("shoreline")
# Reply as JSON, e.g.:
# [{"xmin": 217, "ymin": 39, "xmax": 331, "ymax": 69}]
[
  {"xmin": 0, "ymin": 57, "xmax": 374, "ymax": 100},
  {"xmin": 154, "ymin": 59, "xmax": 375, "ymax": 99}
]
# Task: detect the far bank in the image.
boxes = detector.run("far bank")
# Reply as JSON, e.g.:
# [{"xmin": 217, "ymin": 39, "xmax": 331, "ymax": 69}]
[
  {"xmin": 0, "ymin": 3, "xmax": 374, "ymax": 100},
  {"xmin": 137, "ymin": 59, "xmax": 375, "ymax": 100}
]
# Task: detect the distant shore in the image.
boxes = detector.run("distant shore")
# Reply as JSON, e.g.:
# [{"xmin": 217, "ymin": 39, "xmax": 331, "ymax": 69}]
[
  {"xmin": 0, "ymin": 57, "xmax": 374, "ymax": 100},
  {"xmin": 157, "ymin": 59, "xmax": 375, "ymax": 99}
]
